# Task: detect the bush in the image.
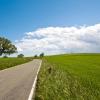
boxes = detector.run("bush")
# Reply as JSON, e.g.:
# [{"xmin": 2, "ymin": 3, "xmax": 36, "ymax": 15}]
[
  {"xmin": 39, "ymin": 53, "xmax": 44, "ymax": 58},
  {"xmin": 34, "ymin": 55, "xmax": 38, "ymax": 58},
  {"xmin": 3, "ymin": 55, "xmax": 8, "ymax": 58},
  {"xmin": 17, "ymin": 54, "xmax": 24, "ymax": 58}
]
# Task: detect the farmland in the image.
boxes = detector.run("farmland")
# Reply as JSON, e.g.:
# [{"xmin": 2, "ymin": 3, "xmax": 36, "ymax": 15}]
[
  {"xmin": 35, "ymin": 54, "xmax": 100, "ymax": 100},
  {"xmin": 0, "ymin": 57, "xmax": 33, "ymax": 70}
]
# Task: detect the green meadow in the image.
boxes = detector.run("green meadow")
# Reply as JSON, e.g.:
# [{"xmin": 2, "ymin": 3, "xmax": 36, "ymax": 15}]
[
  {"xmin": 35, "ymin": 54, "xmax": 100, "ymax": 100},
  {"xmin": 0, "ymin": 57, "xmax": 33, "ymax": 70}
]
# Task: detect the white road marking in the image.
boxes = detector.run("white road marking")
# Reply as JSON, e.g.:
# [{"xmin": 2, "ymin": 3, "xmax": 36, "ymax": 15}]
[{"xmin": 28, "ymin": 60, "xmax": 42, "ymax": 100}]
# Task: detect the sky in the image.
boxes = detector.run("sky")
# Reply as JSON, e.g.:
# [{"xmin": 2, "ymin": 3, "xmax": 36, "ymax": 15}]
[{"xmin": 0, "ymin": 0, "xmax": 100, "ymax": 56}]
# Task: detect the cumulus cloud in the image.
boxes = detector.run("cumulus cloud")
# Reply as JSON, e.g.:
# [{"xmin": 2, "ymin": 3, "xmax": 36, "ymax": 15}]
[{"xmin": 15, "ymin": 24, "xmax": 100, "ymax": 55}]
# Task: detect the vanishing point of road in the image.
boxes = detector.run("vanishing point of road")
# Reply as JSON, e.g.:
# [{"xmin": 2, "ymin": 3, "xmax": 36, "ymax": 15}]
[{"xmin": 0, "ymin": 59, "xmax": 42, "ymax": 100}]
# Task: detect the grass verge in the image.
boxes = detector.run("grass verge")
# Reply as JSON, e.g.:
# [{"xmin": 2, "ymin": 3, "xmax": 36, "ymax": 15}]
[{"xmin": 0, "ymin": 57, "xmax": 33, "ymax": 70}]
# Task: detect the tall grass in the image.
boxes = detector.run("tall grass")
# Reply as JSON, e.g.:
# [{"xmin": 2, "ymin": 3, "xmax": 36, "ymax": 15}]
[{"xmin": 35, "ymin": 54, "xmax": 100, "ymax": 100}]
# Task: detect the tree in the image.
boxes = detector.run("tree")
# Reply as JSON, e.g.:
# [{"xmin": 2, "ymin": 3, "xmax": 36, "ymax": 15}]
[
  {"xmin": 3, "ymin": 55, "xmax": 8, "ymax": 58},
  {"xmin": 40, "ymin": 53, "xmax": 44, "ymax": 58},
  {"xmin": 17, "ymin": 54, "xmax": 24, "ymax": 58},
  {"xmin": 34, "ymin": 54, "xmax": 38, "ymax": 58},
  {"xmin": 0, "ymin": 37, "xmax": 17, "ymax": 56}
]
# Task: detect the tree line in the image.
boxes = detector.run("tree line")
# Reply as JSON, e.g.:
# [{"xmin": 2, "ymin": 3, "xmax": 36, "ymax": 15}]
[{"xmin": 0, "ymin": 37, "xmax": 44, "ymax": 58}]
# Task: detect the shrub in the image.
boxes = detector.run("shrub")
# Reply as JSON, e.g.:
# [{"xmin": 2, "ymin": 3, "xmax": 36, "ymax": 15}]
[
  {"xmin": 40, "ymin": 53, "xmax": 44, "ymax": 58},
  {"xmin": 3, "ymin": 55, "xmax": 8, "ymax": 58},
  {"xmin": 34, "ymin": 54, "xmax": 38, "ymax": 58},
  {"xmin": 17, "ymin": 54, "xmax": 24, "ymax": 58}
]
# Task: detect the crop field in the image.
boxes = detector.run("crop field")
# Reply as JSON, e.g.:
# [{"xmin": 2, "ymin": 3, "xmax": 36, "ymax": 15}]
[
  {"xmin": 35, "ymin": 54, "xmax": 100, "ymax": 100},
  {"xmin": 0, "ymin": 57, "xmax": 33, "ymax": 70}
]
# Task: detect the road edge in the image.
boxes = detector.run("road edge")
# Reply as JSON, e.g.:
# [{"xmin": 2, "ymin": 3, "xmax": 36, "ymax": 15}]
[{"xmin": 28, "ymin": 60, "xmax": 42, "ymax": 100}]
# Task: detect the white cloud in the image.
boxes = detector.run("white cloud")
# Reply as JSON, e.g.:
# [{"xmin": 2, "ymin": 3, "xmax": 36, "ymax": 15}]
[{"xmin": 15, "ymin": 24, "xmax": 100, "ymax": 55}]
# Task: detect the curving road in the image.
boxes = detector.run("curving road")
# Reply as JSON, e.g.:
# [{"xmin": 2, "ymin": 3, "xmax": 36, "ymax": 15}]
[{"xmin": 0, "ymin": 59, "xmax": 42, "ymax": 100}]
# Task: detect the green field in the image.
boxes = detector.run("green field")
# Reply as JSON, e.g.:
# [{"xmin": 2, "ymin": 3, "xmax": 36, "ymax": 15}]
[
  {"xmin": 35, "ymin": 54, "xmax": 100, "ymax": 100},
  {"xmin": 0, "ymin": 57, "xmax": 33, "ymax": 70}
]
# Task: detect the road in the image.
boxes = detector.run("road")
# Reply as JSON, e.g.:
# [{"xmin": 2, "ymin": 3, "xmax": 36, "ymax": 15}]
[{"xmin": 0, "ymin": 59, "xmax": 42, "ymax": 100}]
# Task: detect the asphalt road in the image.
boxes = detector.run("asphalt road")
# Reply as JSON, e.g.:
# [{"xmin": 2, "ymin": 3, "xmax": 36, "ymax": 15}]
[{"xmin": 0, "ymin": 59, "xmax": 42, "ymax": 100}]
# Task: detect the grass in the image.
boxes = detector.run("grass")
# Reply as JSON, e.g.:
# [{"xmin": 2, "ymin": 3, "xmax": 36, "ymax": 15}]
[
  {"xmin": 0, "ymin": 57, "xmax": 33, "ymax": 70},
  {"xmin": 35, "ymin": 54, "xmax": 100, "ymax": 100}
]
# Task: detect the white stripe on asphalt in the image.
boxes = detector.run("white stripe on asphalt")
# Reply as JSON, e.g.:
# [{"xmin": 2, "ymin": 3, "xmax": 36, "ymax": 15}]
[{"xmin": 28, "ymin": 60, "xmax": 42, "ymax": 100}]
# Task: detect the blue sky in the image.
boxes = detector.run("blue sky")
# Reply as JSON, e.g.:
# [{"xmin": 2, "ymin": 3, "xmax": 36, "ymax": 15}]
[{"xmin": 0, "ymin": 0, "xmax": 100, "ymax": 56}]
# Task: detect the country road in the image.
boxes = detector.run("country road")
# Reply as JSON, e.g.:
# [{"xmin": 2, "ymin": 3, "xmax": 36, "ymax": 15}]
[{"xmin": 0, "ymin": 59, "xmax": 42, "ymax": 100}]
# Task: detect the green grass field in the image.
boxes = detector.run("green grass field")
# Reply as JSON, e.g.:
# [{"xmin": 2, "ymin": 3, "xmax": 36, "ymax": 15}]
[
  {"xmin": 0, "ymin": 57, "xmax": 33, "ymax": 70},
  {"xmin": 35, "ymin": 54, "xmax": 100, "ymax": 100}
]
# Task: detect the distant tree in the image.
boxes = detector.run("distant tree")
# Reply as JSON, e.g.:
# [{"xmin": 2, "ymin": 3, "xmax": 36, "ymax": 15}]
[
  {"xmin": 34, "ymin": 54, "xmax": 38, "ymax": 58},
  {"xmin": 0, "ymin": 37, "xmax": 17, "ymax": 56},
  {"xmin": 3, "ymin": 55, "xmax": 8, "ymax": 58},
  {"xmin": 40, "ymin": 53, "xmax": 44, "ymax": 58},
  {"xmin": 17, "ymin": 54, "xmax": 24, "ymax": 58}
]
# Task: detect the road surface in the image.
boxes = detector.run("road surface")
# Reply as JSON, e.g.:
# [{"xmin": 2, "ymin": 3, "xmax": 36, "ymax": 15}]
[{"xmin": 0, "ymin": 59, "xmax": 42, "ymax": 100}]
